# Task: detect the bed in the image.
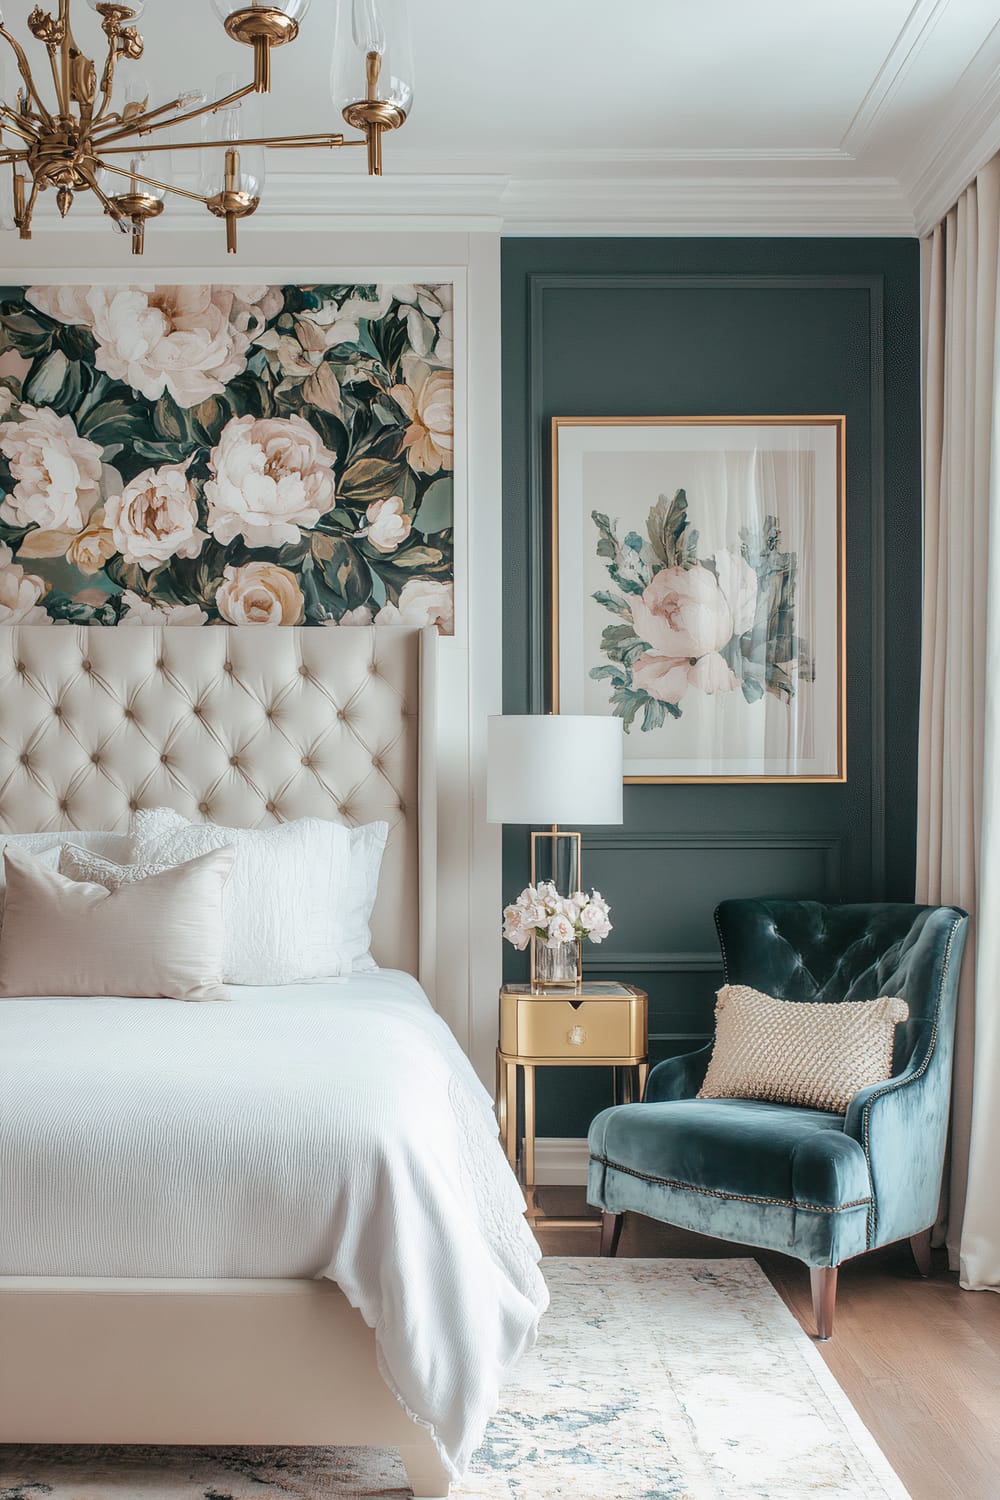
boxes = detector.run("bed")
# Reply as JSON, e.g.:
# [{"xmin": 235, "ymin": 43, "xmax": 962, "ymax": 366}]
[{"xmin": 0, "ymin": 624, "xmax": 545, "ymax": 1499}]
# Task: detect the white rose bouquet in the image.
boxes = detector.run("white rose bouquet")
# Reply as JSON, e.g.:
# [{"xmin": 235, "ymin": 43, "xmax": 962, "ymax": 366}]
[{"xmin": 502, "ymin": 881, "xmax": 612, "ymax": 951}]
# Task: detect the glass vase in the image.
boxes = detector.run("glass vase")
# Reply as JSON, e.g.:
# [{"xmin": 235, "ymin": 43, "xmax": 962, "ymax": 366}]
[{"xmin": 532, "ymin": 936, "xmax": 582, "ymax": 990}]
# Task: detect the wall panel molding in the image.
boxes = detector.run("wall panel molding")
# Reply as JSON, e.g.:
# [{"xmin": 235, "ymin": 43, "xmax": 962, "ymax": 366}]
[
  {"xmin": 525, "ymin": 270, "xmax": 888, "ymax": 896},
  {"xmin": 585, "ymin": 951, "xmax": 721, "ymax": 974},
  {"xmin": 503, "ymin": 241, "xmax": 920, "ymax": 1136}
]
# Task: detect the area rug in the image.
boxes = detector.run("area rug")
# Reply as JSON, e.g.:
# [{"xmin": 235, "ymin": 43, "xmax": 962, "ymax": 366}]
[{"xmin": 0, "ymin": 1257, "xmax": 909, "ymax": 1500}]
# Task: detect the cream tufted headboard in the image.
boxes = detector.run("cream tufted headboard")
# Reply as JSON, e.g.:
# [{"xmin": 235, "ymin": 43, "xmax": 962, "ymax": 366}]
[{"xmin": 0, "ymin": 625, "xmax": 437, "ymax": 985}]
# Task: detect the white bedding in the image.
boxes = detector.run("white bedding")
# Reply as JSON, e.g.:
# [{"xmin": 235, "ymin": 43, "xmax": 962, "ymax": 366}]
[{"xmin": 0, "ymin": 970, "xmax": 548, "ymax": 1479}]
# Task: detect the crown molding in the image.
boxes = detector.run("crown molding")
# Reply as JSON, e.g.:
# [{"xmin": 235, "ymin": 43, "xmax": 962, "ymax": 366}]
[
  {"xmin": 13, "ymin": 167, "xmax": 917, "ymax": 240},
  {"xmin": 840, "ymin": 0, "xmax": 955, "ymax": 158},
  {"xmin": 18, "ymin": 173, "xmax": 510, "ymax": 235},
  {"xmin": 500, "ymin": 175, "xmax": 916, "ymax": 237},
  {"xmin": 902, "ymin": 23, "xmax": 1000, "ymax": 232}
]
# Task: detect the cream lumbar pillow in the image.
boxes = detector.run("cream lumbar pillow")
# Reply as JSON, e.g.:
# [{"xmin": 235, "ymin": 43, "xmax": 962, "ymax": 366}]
[
  {"xmin": 0, "ymin": 845, "xmax": 234, "ymax": 1003},
  {"xmin": 697, "ymin": 983, "xmax": 909, "ymax": 1114}
]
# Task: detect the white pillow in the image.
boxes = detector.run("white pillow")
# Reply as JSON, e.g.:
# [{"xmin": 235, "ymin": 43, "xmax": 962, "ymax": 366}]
[
  {"xmin": 129, "ymin": 807, "xmax": 354, "ymax": 986},
  {"xmin": 0, "ymin": 831, "xmax": 130, "ymax": 911},
  {"xmin": 343, "ymin": 819, "xmax": 389, "ymax": 972},
  {"xmin": 60, "ymin": 845, "xmax": 174, "ymax": 888},
  {"xmin": 0, "ymin": 846, "xmax": 233, "ymax": 1003}
]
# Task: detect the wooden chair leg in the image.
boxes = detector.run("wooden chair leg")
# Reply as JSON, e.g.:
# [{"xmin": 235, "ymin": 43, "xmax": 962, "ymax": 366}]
[
  {"xmin": 810, "ymin": 1266, "xmax": 838, "ymax": 1340},
  {"xmin": 910, "ymin": 1228, "xmax": 933, "ymax": 1277},
  {"xmin": 600, "ymin": 1211, "xmax": 623, "ymax": 1257}
]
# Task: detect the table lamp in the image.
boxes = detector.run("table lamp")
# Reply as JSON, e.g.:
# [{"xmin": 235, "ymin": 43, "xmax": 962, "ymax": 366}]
[{"xmin": 487, "ymin": 714, "xmax": 624, "ymax": 984}]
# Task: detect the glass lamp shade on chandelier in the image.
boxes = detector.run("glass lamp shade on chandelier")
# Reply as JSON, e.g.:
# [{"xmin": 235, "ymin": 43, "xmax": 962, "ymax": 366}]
[{"xmin": 0, "ymin": 0, "xmax": 413, "ymax": 253}]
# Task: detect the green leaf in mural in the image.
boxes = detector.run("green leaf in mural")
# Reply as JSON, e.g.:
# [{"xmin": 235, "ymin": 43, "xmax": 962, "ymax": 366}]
[
  {"xmin": 153, "ymin": 393, "xmax": 229, "ymax": 450},
  {"xmin": 0, "ymin": 306, "xmax": 55, "ymax": 359},
  {"xmin": 54, "ymin": 323, "xmax": 97, "ymax": 364},
  {"xmin": 23, "ymin": 350, "xmax": 102, "ymax": 416},
  {"xmin": 301, "ymin": 404, "xmax": 349, "ymax": 467},
  {"xmin": 368, "ymin": 310, "xmax": 409, "ymax": 381},
  {"xmin": 310, "ymin": 533, "xmax": 373, "ymax": 611},
  {"xmin": 388, "ymin": 545, "xmax": 444, "ymax": 571},
  {"xmin": 42, "ymin": 590, "xmax": 119, "ymax": 625},
  {"xmin": 356, "ymin": 423, "xmax": 406, "ymax": 464},
  {"xmin": 415, "ymin": 477, "xmax": 452, "ymax": 535},
  {"xmin": 338, "ymin": 455, "xmax": 410, "ymax": 510},
  {"xmin": 103, "ymin": 554, "xmax": 151, "ymax": 595},
  {"xmin": 76, "ymin": 397, "xmax": 147, "ymax": 451},
  {"xmin": 225, "ymin": 372, "xmax": 277, "ymax": 421}
]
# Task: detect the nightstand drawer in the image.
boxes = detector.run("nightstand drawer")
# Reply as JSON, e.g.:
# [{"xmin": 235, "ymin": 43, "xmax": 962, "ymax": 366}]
[{"xmin": 501, "ymin": 996, "xmax": 641, "ymax": 1059}]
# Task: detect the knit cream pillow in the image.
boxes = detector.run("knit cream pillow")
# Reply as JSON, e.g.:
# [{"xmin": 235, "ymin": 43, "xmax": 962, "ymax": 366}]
[{"xmin": 698, "ymin": 984, "xmax": 909, "ymax": 1114}]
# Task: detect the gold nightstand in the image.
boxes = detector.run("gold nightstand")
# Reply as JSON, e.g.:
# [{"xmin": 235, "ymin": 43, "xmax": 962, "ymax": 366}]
[{"xmin": 496, "ymin": 981, "xmax": 648, "ymax": 1225}]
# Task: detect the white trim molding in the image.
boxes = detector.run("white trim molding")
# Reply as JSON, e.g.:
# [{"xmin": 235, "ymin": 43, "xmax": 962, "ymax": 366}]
[
  {"xmin": 500, "ymin": 175, "xmax": 916, "ymax": 238},
  {"xmin": 903, "ymin": 22, "xmax": 1000, "ymax": 234},
  {"xmin": 840, "ymin": 0, "xmax": 956, "ymax": 159},
  {"xmin": 533, "ymin": 1138, "xmax": 592, "ymax": 1187}
]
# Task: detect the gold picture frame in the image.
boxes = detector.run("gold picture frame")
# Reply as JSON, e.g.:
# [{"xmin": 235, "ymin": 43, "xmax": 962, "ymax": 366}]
[{"xmin": 551, "ymin": 415, "xmax": 847, "ymax": 784}]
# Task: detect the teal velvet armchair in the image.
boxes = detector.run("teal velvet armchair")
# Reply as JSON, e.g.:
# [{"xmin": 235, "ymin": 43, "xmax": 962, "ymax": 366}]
[{"xmin": 587, "ymin": 899, "xmax": 969, "ymax": 1338}]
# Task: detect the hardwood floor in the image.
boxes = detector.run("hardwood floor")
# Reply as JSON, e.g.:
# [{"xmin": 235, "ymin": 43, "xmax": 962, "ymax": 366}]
[{"xmin": 532, "ymin": 1188, "xmax": 1000, "ymax": 1500}]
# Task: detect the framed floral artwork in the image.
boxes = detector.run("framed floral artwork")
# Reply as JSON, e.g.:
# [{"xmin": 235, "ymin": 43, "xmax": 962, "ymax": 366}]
[
  {"xmin": 0, "ymin": 283, "xmax": 454, "ymax": 631},
  {"xmin": 551, "ymin": 416, "xmax": 846, "ymax": 783}
]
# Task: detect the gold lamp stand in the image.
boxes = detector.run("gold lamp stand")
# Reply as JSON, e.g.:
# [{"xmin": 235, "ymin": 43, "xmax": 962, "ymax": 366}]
[{"xmin": 528, "ymin": 825, "xmax": 583, "ymax": 994}]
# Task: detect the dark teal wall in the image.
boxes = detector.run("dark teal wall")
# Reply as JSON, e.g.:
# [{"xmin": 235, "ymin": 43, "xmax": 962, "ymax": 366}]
[{"xmin": 500, "ymin": 238, "xmax": 923, "ymax": 1137}]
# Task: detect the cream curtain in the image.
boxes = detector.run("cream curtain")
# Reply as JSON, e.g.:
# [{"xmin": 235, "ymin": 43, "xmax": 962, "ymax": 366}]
[{"xmin": 917, "ymin": 155, "xmax": 1000, "ymax": 1287}]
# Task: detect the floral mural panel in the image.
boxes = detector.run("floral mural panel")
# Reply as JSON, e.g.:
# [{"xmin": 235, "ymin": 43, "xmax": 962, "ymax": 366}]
[
  {"xmin": 552, "ymin": 417, "xmax": 846, "ymax": 782},
  {"xmin": 0, "ymin": 283, "xmax": 455, "ymax": 631}
]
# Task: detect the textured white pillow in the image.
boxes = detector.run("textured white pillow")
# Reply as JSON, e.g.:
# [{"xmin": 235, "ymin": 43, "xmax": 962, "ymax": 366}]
[
  {"xmin": 0, "ymin": 846, "xmax": 233, "ymax": 1003},
  {"xmin": 60, "ymin": 845, "xmax": 173, "ymax": 888},
  {"xmin": 129, "ymin": 807, "xmax": 354, "ymax": 985},
  {"xmin": 0, "ymin": 831, "xmax": 130, "ymax": 913},
  {"xmin": 343, "ymin": 819, "xmax": 389, "ymax": 971}
]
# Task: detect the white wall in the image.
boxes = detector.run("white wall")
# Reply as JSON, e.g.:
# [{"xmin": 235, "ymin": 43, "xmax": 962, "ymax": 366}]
[{"xmin": 1, "ymin": 221, "xmax": 504, "ymax": 1085}]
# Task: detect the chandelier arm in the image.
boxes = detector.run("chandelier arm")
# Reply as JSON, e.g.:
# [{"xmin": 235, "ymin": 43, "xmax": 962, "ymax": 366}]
[
  {"xmin": 18, "ymin": 174, "xmax": 40, "ymax": 238},
  {"xmin": 74, "ymin": 161, "xmax": 132, "ymax": 230},
  {"xmin": 93, "ymin": 157, "xmax": 212, "ymax": 206},
  {"xmin": 45, "ymin": 44, "xmax": 68, "ymax": 120},
  {"xmin": 93, "ymin": 82, "xmax": 258, "ymax": 148},
  {"xmin": 91, "ymin": 37, "xmax": 120, "ymax": 130},
  {"xmin": 0, "ymin": 26, "xmax": 56, "ymax": 130},
  {"xmin": 268, "ymin": 136, "xmax": 363, "ymax": 149},
  {"xmin": 100, "ymin": 132, "xmax": 348, "ymax": 154},
  {"xmin": 57, "ymin": 0, "xmax": 72, "ymax": 119},
  {"xmin": 0, "ymin": 106, "xmax": 39, "ymax": 145}
]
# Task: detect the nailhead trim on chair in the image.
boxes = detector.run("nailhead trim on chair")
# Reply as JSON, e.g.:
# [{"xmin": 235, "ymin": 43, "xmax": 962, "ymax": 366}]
[{"xmin": 591, "ymin": 1154, "xmax": 872, "ymax": 1215}]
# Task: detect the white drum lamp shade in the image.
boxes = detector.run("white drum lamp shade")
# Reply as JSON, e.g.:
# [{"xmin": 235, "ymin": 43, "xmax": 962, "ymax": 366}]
[{"xmin": 486, "ymin": 715, "xmax": 624, "ymax": 827}]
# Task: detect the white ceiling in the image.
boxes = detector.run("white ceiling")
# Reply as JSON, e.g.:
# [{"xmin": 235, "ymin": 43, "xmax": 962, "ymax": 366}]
[{"xmin": 3, "ymin": 0, "xmax": 999, "ymax": 234}]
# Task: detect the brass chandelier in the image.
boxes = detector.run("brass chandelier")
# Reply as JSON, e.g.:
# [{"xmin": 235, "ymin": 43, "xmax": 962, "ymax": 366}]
[{"xmin": 0, "ymin": 0, "xmax": 413, "ymax": 253}]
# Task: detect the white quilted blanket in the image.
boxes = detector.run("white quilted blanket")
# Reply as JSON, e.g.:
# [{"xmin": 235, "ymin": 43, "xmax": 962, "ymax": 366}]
[{"xmin": 0, "ymin": 971, "xmax": 548, "ymax": 1479}]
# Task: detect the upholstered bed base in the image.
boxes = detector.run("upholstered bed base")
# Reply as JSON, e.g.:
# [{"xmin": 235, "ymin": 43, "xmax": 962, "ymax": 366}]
[
  {"xmin": 0, "ymin": 625, "xmax": 450, "ymax": 1497},
  {"xmin": 0, "ymin": 1276, "xmax": 451, "ymax": 1496}
]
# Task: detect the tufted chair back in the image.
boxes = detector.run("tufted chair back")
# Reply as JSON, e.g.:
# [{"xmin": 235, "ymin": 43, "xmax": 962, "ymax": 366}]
[{"xmin": 715, "ymin": 898, "xmax": 967, "ymax": 1076}]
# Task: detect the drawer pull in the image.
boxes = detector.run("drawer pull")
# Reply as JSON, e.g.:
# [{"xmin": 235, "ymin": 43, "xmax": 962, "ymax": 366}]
[{"xmin": 567, "ymin": 1025, "xmax": 587, "ymax": 1047}]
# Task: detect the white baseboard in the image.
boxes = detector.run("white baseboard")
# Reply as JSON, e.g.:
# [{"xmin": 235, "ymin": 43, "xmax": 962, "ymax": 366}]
[{"xmin": 533, "ymin": 1137, "xmax": 591, "ymax": 1186}]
